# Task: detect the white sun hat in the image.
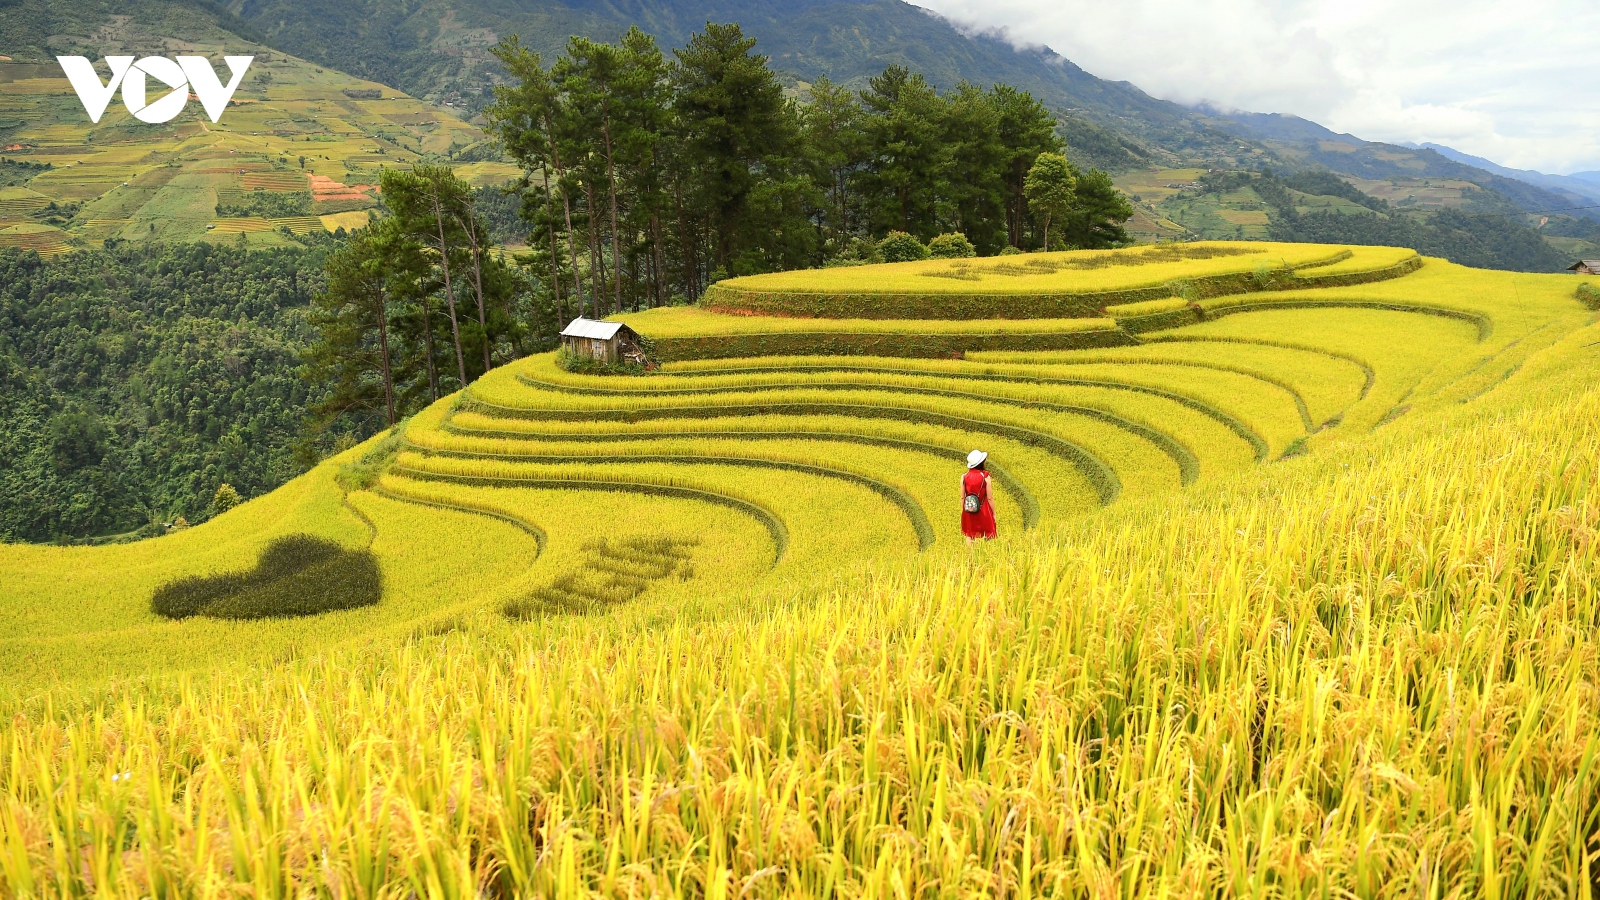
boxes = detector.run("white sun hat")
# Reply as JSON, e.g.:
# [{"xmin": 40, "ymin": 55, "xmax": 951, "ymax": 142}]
[{"xmin": 967, "ymin": 449, "xmax": 988, "ymax": 468}]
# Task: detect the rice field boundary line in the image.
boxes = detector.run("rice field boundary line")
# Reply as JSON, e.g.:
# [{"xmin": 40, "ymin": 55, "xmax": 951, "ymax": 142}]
[
  {"xmin": 470, "ymin": 392, "xmax": 1201, "ymax": 486},
  {"xmin": 517, "ymin": 370, "xmax": 1274, "ymax": 462},
  {"xmin": 702, "ymin": 248, "xmax": 1410, "ymax": 317},
  {"xmin": 339, "ymin": 494, "xmax": 380, "ymax": 547},
  {"xmin": 388, "ymin": 466, "xmax": 790, "ymax": 567},
  {"xmin": 403, "ymin": 444, "xmax": 936, "ymax": 551},
  {"xmin": 1145, "ymin": 336, "xmax": 1377, "ymax": 401},
  {"xmin": 458, "ymin": 397, "xmax": 1126, "ymax": 502},
  {"xmin": 437, "ymin": 423, "xmax": 1042, "ymax": 529},
  {"xmin": 1444, "ymin": 322, "xmax": 1550, "ymax": 386},
  {"xmin": 1200, "ymin": 299, "xmax": 1494, "ymax": 342},
  {"xmin": 370, "ymin": 483, "xmax": 548, "ymax": 556},
  {"xmin": 664, "ymin": 357, "xmax": 1325, "ymax": 432},
  {"xmin": 1426, "ymin": 321, "xmax": 1566, "ymax": 409}
]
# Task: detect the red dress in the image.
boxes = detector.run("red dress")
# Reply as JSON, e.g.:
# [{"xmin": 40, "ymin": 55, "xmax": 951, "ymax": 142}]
[{"xmin": 961, "ymin": 468, "xmax": 997, "ymax": 539}]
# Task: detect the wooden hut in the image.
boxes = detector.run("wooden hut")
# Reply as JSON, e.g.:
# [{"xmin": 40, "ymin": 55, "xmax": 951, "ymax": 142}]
[
  {"xmin": 560, "ymin": 317, "xmax": 646, "ymax": 365},
  {"xmin": 1569, "ymin": 260, "xmax": 1600, "ymax": 275}
]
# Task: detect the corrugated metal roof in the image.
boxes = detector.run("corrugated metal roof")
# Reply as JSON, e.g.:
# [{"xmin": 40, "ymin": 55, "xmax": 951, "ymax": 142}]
[
  {"xmin": 1570, "ymin": 260, "xmax": 1600, "ymax": 269},
  {"xmin": 560, "ymin": 317, "xmax": 625, "ymax": 340}
]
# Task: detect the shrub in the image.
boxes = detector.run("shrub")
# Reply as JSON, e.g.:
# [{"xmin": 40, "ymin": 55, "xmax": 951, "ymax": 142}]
[
  {"xmin": 151, "ymin": 535, "xmax": 382, "ymax": 620},
  {"xmin": 211, "ymin": 483, "xmax": 241, "ymax": 516},
  {"xmin": 1578, "ymin": 282, "xmax": 1600, "ymax": 310},
  {"xmin": 556, "ymin": 347, "xmax": 653, "ymax": 376},
  {"xmin": 338, "ymin": 425, "xmax": 406, "ymax": 491},
  {"xmin": 998, "ymin": 246, "xmax": 1024, "ymax": 256},
  {"xmin": 928, "ymin": 233, "xmax": 977, "ymax": 259},
  {"xmin": 877, "ymin": 231, "xmax": 930, "ymax": 263}
]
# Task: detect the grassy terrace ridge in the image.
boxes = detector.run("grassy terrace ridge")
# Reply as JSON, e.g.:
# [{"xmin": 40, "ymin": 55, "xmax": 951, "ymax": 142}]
[
  {"xmin": 698, "ymin": 242, "xmax": 1419, "ymax": 320},
  {"xmin": 5, "ymin": 248, "xmax": 1600, "ymax": 892},
  {"xmin": 615, "ymin": 307, "xmax": 1135, "ymax": 361}
]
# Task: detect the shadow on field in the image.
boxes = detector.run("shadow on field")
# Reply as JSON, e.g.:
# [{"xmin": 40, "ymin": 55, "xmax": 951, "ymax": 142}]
[{"xmin": 151, "ymin": 535, "xmax": 382, "ymax": 620}]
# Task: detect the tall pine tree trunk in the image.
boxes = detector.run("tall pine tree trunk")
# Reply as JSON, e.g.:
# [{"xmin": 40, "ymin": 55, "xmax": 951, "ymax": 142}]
[
  {"xmin": 600, "ymin": 109, "xmax": 623, "ymax": 316},
  {"xmin": 585, "ymin": 181, "xmax": 608, "ymax": 309},
  {"xmin": 543, "ymin": 113, "xmax": 585, "ymax": 317},
  {"xmin": 375, "ymin": 285, "xmax": 395, "ymax": 425},
  {"xmin": 429, "ymin": 188, "xmax": 467, "ymax": 388},
  {"xmin": 675, "ymin": 180, "xmax": 695, "ymax": 301},
  {"xmin": 456, "ymin": 213, "xmax": 491, "ymax": 374},
  {"xmin": 421, "ymin": 295, "xmax": 440, "ymax": 403},
  {"xmin": 539, "ymin": 164, "xmax": 564, "ymax": 323}
]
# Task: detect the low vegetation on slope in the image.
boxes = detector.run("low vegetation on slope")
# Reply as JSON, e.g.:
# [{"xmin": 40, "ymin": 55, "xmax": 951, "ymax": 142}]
[{"xmin": 2, "ymin": 252, "xmax": 1598, "ymax": 893}]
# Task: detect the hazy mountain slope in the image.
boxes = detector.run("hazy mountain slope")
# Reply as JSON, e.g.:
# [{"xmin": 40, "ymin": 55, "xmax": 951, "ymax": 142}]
[
  {"xmin": 1215, "ymin": 112, "xmax": 1593, "ymax": 222},
  {"xmin": 1411, "ymin": 142, "xmax": 1600, "ymax": 207},
  {"xmin": 216, "ymin": 0, "xmax": 1256, "ymax": 164},
  {"xmin": 0, "ymin": 0, "xmax": 262, "ymax": 57},
  {"xmin": 1207, "ymin": 111, "xmax": 1362, "ymax": 148}
]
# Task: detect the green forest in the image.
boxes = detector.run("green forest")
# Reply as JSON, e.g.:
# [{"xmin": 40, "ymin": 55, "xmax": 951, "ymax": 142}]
[
  {"xmin": 485, "ymin": 24, "xmax": 1110, "ymax": 322},
  {"xmin": 0, "ymin": 243, "xmax": 329, "ymax": 542},
  {"xmin": 1194, "ymin": 170, "xmax": 1575, "ymax": 272}
]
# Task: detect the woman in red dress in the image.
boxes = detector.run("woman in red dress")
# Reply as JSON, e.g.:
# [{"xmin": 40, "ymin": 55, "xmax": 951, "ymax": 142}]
[{"xmin": 961, "ymin": 449, "xmax": 997, "ymax": 541}]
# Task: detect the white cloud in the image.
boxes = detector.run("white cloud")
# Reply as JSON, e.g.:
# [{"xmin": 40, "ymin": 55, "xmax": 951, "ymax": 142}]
[{"xmin": 914, "ymin": 0, "xmax": 1600, "ymax": 174}]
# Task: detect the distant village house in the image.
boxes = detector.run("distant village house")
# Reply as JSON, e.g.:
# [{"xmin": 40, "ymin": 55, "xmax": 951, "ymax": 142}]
[
  {"xmin": 1568, "ymin": 260, "xmax": 1600, "ymax": 275},
  {"xmin": 560, "ymin": 318, "xmax": 647, "ymax": 365}
]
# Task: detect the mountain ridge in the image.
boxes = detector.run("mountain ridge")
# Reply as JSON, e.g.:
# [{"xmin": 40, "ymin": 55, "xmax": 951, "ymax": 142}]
[{"xmin": 1406, "ymin": 142, "xmax": 1600, "ymax": 208}]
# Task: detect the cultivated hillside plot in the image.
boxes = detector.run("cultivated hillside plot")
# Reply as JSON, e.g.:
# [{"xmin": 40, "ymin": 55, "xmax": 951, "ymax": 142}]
[
  {"xmin": 0, "ymin": 48, "xmax": 513, "ymax": 251},
  {"xmin": 2, "ymin": 249, "xmax": 1599, "ymax": 894}
]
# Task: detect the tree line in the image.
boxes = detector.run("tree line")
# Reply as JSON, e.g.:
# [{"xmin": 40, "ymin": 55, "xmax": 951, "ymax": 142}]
[
  {"xmin": 486, "ymin": 23, "xmax": 1131, "ymax": 324},
  {"xmin": 305, "ymin": 22, "xmax": 1134, "ymax": 442}
]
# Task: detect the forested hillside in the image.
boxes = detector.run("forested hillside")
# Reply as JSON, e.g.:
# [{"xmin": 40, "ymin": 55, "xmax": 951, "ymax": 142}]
[
  {"xmin": 1209, "ymin": 170, "xmax": 1572, "ymax": 272},
  {"xmin": 0, "ymin": 243, "xmax": 330, "ymax": 542}
]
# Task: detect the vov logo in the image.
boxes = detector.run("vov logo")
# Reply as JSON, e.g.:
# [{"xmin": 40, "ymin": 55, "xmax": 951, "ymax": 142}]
[{"xmin": 57, "ymin": 56, "xmax": 254, "ymax": 124}]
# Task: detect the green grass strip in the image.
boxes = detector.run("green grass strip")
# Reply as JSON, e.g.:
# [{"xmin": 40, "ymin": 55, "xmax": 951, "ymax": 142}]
[
  {"xmin": 474, "ymin": 389, "xmax": 1199, "ymax": 487},
  {"xmin": 460, "ymin": 396, "xmax": 1125, "ymax": 503},
  {"xmin": 1145, "ymin": 336, "xmax": 1377, "ymax": 402},
  {"xmin": 439, "ymin": 423, "xmax": 1042, "ymax": 529},
  {"xmin": 388, "ymin": 466, "xmax": 790, "ymax": 567},
  {"xmin": 404, "ymin": 444, "xmax": 936, "ymax": 551},
  {"xmin": 371, "ymin": 483, "xmax": 549, "ymax": 555},
  {"xmin": 518, "ymin": 369, "xmax": 1272, "ymax": 463},
  {"xmin": 1199, "ymin": 298, "xmax": 1492, "ymax": 342}
]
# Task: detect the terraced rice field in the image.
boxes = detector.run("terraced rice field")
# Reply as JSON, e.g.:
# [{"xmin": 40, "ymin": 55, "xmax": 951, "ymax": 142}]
[
  {"xmin": 701, "ymin": 242, "xmax": 1419, "ymax": 319},
  {"xmin": 4, "ymin": 251, "xmax": 1600, "ymax": 893},
  {"xmin": 6, "ymin": 253, "xmax": 1586, "ymax": 688},
  {"xmin": 0, "ymin": 48, "xmax": 483, "ymax": 249},
  {"xmin": 0, "ymin": 223, "xmax": 70, "ymax": 255},
  {"xmin": 208, "ymin": 217, "xmax": 274, "ymax": 234}
]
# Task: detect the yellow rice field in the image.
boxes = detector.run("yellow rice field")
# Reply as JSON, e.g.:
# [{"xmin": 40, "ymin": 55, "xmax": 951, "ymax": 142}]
[{"xmin": 2, "ymin": 252, "xmax": 1598, "ymax": 894}]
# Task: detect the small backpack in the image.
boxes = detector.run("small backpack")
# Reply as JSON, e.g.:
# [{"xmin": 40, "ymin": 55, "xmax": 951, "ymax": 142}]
[{"xmin": 963, "ymin": 491, "xmax": 981, "ymax": 514}]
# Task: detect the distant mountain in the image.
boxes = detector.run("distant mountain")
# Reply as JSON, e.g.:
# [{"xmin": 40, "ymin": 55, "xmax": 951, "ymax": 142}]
[
  {"xmin": 1211, "ymin": 111, "xmax": 1596, "ymax": 223},
  {"xmin": 1573, "ymin": 172, "xmax": 1600, "ymax": 186},
  {"xmin": 1409, "ymin": 142, "xmax": 1600, "ymax": 208},
  {"xmin": 209, "ymin": 0, "xmax": 1262, "ymax": 166},
  {"xmin": 0, "ymin": 0, "xmax": 1273, "ymax": 169},
  {"xmin": 1206, "ymin": 111, "xmax": 1362, "ymax": 148}
]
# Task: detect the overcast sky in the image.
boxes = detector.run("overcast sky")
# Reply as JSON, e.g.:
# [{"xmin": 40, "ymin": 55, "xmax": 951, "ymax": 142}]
[{"xmin": 916, "ymin": 0, "xmax": 1600, "ymax": 175}]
